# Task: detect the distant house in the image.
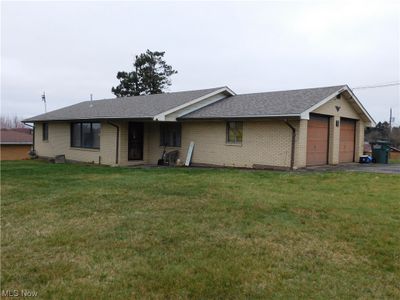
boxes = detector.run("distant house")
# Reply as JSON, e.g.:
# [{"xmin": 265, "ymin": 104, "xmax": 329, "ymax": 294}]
[
  {"xmin": 23, "ymin": 85, "xmax": 375, "ymax": 169},
  {"xmin": 390, "ymin": 146, "xmax": 400, "ymax": 160},
  {"xmin": 364, "ymin": 142, "xmax": 372, "ymax": 155},
  {"xmin": 0, "ymin": 129, "xmax": 33, "ymax": 160},
  {"xmin": 364, "ymin": 142, "xmax": 400, "ymax": 160}
]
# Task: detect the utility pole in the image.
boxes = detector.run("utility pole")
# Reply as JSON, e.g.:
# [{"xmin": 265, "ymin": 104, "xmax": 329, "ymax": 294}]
[
  {"xmin": 42, "ymin": 92, "xmax": 47, "ymax": 113},
  {"xmin": 389, "ymin": 108, "xmax": 392, "ymax": 131}
]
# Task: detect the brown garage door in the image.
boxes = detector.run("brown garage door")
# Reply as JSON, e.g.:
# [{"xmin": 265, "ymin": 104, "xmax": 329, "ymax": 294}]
[
  {"xmin": 307, "ymin": 114, "xmax": 329, "ymax": 166},
  {"xmin": 339, "ymin": 118, "xmax": 356, "ymax": 163}
]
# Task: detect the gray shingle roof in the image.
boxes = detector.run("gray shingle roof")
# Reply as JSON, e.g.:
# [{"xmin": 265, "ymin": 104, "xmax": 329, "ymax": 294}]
[
  {"xmin": 24, "ymin": 85, "xmax": 348, "ymax": 122},
  {"xmin": 23, "ymin": 87, "xmax": 224, "ymax": 122},
  {"xmin": 180, "ymin": 85, "xmax": 346, "ymax": 119}
]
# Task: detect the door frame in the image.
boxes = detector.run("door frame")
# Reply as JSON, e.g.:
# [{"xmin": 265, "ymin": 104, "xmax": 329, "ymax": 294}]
[{"xmin": 128, "ymin": 122, "xmax": 144, "ymax": 161}]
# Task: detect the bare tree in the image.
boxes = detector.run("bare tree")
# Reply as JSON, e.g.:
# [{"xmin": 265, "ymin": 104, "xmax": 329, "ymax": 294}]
[{"xmin": 0, "ymin": 115, "xmax": 27, "ymax": 129}]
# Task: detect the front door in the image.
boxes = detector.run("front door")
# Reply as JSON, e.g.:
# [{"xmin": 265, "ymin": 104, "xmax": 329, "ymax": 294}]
[{"xmin": 128, "ymin": 122, "xmax": 144, "ymax": 160}]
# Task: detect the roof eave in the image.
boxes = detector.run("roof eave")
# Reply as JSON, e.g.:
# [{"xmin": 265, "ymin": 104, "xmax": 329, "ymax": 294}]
[
  {"xmin": 179, "ymin": 114, "xmax": 301, "ymax": 120},
  {"xmin": 23, "ymin": 116, "xmax": 154, "ymax": 123},
  {"xmin": 0, "ymin": 142, "xmax": 33, "ymax": 145},
  {"xmin": 344, "ymin": 85, "xmax": 376, "ymax": 126}
]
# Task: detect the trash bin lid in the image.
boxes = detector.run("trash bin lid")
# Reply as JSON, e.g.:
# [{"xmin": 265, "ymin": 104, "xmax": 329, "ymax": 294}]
[{"xmin": 375, "ymin": 140, "xmax": 390, "ymax": 144}]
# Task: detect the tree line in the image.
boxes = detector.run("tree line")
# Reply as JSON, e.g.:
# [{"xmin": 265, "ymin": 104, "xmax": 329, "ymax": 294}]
[
  {"xmin": 365, "ymin": 122, "xmax": 400, "ymax": 148},
  {"xmin": 0, "ymin": 115, "xmax": 27, "ymax": 129}
]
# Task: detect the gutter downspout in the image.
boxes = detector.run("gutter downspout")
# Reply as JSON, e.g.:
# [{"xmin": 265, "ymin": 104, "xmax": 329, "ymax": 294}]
[
  {"xmin": 283, "ymin": 119, "xmax": 296, "ymax": 170},
  {"xmin": 24, "ymin": 123, "xmax": 35, "ymax": 151},
  {"xmin": 108, "ymin": 122, "xmax": 119, "ymax": 165}
]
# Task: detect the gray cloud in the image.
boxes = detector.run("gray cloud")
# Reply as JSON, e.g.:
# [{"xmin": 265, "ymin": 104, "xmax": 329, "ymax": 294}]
[{"xmin": 1, "ymin": 1, "xmax": 399, "ymax": 124}]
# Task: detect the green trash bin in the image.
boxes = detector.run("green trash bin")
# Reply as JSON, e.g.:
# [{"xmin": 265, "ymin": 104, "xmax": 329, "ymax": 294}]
[{"xmin": 370, "ymin": 141, "xmax": 390, "ymax": 164}]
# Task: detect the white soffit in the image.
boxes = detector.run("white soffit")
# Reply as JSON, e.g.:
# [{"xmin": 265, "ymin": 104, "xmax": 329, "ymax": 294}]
[{"xmin": 153, "ymin": 87, "xmax": 235, "ymax": 121}]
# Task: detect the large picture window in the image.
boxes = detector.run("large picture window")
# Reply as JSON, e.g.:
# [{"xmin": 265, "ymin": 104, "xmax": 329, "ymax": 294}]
[
  {"xmin": 160, "ymin": 123, "xmax": 181, "ymax": 147},
  {"xmin": 70, "ymin": 122, "xmax": 100, "ymax": 149},
  {"xmin": 226, "ymin": 121, "xmax": 243, "ymax": 144}
]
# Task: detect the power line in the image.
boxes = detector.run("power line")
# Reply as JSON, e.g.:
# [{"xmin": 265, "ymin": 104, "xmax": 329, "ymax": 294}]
[{"xmin": 352, "ymin": 82, "xmax": 400, "ymax": 90}]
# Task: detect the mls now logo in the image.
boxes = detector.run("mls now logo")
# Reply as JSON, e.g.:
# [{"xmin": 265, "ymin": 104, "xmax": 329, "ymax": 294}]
[{"xmin": 1, "ymin": 289, "xmax": 38, "ymax": 297}]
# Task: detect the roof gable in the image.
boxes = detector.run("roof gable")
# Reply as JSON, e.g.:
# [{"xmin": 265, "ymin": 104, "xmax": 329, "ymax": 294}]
[
  {"xmin": 300, "ymin": 86, "xmax": 375, "ymax": 125},
  {"xmin": 154, "ymin": 87, "xmax": 235, "ymax": 121}
]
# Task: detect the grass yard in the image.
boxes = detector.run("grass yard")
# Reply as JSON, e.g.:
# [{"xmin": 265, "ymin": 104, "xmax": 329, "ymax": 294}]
[
  {"xmin": 1, "ymin": 161, "xmax": 399, "ymax": 299},
  {"xmin": 390, "ymin": 158, "xmax": 400, "ymax": 164}
]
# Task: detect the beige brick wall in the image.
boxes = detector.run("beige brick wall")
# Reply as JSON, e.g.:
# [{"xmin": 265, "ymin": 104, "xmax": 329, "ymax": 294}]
[
  {"xmin": 101, "ymin": 121, "xmax": 119, "ymax": 165},
  {"xmin": 144, "ymin": 120, "xmax": 300, "ymax": 168},
  {"xmin": 294, "ymin": 119, "xmax": 308, "ymax": 168},
  {"xmin": 312, "ymin": 95, "xmax": 365, "ymax": 164},
  {"xmin": 329, "ymin": 116, "xmax": 340, "ymax": 164},
  {"xmin": 313, "ymin": 95, "xmax": 360, "ymax": 119},
  {"xmin": 35, "ymin": 121, "xmax": 118, "ymax": 165},
  {"xmin": 33, "ymin": 119, "xmax": 305, "ymax": 169},
  {"xmin": 355, "ymin": 120, "xmax": 364, "ymax": 159}
]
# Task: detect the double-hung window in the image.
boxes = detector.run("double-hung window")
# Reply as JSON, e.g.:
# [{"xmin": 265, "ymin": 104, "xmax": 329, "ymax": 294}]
[
  {"xmin": 70, "ymin": 122, "xmax": 100, "ymax": 149},
  {"xmin": 160, "ymin": 123, "xmax": 181, "ymax": 147},
  {"xmin": 226, "ymin": 121, "xmax": 243, "ymax": 144}
]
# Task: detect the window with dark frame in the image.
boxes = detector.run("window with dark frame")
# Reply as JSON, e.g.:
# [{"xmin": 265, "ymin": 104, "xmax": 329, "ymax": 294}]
[
  {"xmin": 42, "ymin": 123, "xmax": 48, "ymax": 141},
  {"xmin": 160, "ymin": 123, "xmax": 181, "ymax": 147},
  {"xmin": 70, "ymin": 122, "xmax": 101, "ymax": 149},
  {"xmin": 226, "ymin": 121, "xmax": 243, "ymax": 144}
]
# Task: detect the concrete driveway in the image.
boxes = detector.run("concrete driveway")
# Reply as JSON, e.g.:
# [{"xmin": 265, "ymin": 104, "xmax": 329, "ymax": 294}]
[{"xmin": 304, "ymin": 163, "xmax": 400, "ymax": 174}]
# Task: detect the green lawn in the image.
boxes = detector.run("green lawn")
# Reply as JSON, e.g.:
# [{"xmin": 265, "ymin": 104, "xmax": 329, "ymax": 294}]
[{"xmin": 1, "ymin": 161, "xmax": 399, "ymax": 299}]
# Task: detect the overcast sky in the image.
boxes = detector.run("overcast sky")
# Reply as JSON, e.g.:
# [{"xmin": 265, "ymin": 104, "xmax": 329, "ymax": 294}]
[{"xmin": 1, "ymin": 1, "xmax": 399, "ymax": 124}]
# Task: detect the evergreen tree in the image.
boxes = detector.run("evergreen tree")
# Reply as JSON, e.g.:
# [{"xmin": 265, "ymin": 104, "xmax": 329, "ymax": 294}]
[{"xmin": 112, "ymin": 50, "xmax": 177, "ymax": 97}]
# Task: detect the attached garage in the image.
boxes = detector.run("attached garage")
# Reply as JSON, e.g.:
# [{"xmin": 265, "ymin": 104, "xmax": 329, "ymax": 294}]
[
  {"xmin": 339, "ymin": 118, "xmax": 356, "ymax": 163},
  {"xmin": 306, "ymin": 114, "xmax": 329, "ymax": 166}
]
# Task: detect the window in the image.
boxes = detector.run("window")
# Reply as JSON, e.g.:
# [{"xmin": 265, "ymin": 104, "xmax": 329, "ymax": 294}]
[
  {"xmin": 160, "ymin": 123, "xmax": 181, "ymax": 147},
  {"xmin": 226, "ymin": 121, "xmax": 243, "ymax": 144},
  {"xmin": 70, "ymin": 122, "xmax": 100, "ymax": 149},
  {"xmin": 42, "ymin": 123, "xmax": 48, "ymax": 141},
  {"xmin": 71, "ymin": 123, "xmax": 81, "ymax": 147}
]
